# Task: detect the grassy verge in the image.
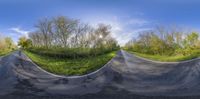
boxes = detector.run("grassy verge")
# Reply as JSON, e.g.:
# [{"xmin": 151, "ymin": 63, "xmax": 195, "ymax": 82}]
[
  {"xmin": 127, "ymin": 51, "xmax": 200, "ymax": 62},
  {"xmin": 0, "ymin": 49, "xmax": 14, "ymax": 56},
  {"xmin": 24, "ymin": 50, "xmax": 116, "ymax": 75},
  {"xmin": 27, "ymin": 47, "xmax": 119, "ymax": 58}
]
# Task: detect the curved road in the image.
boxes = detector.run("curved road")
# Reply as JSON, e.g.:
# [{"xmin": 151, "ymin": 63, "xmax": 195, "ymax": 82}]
[{"xmin": 1, "ymin": 50, "xmax": 200, "ymax": 99}]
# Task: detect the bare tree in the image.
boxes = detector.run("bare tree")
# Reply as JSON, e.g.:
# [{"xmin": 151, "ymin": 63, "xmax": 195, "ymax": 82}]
[
  {"xmin": 35, "ymin": 18, "xmax": 53, "ymax": 48},
  {"xmin": 53, "ymin": 16, "xmax": 78, "ymax": 47},
  {"xmin": 29, "ymin": 16, "xmax": 118, "ymax": 51}
]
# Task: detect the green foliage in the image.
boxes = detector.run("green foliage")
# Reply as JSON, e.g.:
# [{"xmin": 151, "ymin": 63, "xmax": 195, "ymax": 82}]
[
  {"xmin": 0, "ymin": 49, "xmax": 13, "ymax": 56},
  {"xmin": 24, "ymin": 50, "xmax": 116, "ymax": 75},
  {"xmin": 125, "ymin": 27, "xmax": 200, "ymax": 61},
  {"xmin": 27, "ymin": 47, "xmax": 119, "ymax": 59},
  {"xmin": 18, "ymin": 37, "xmax": 32, "ymax": 49},
  {"xmin": 183, "ymin": 32, "xmax": 199, "ymax": 48},
  {"xmin": 131, "ymin": 51, "xmax": 200, "ymax": 62},
  {"xmin": 0, "ymin": 37, "xmax": 16, "ymax": 56}
]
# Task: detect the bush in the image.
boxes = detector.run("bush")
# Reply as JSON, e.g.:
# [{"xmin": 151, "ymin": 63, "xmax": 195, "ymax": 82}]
[
  {"xmin": 125, "ymin": 27, "xmax": 200, "ymax": 56},
  {"xmin": 27, "ymin": 47, "xmax": 119, "ymax": 59}
]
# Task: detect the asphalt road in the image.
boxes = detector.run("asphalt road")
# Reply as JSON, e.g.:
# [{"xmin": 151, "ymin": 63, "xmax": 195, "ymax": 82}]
[{"xmin": 1, "ymin": 50, "xmax": 200, "ymax": 99}]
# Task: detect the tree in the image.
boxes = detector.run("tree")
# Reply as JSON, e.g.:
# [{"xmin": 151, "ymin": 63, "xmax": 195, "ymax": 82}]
[
  {"xmin": 185, "ymin": 32, "xmax": 199, "ymax": 48},
  {"xmin": 94, "ymin": 24, "xmax": 117, "ymax": 49},
  {"xmin": 29, "ymin": 16, "xmax": 118, "ymax": 50},
  {"xmin": 18, "ymin": 37, "xmax": 32, "ymax": 49},
  {"xmin": 4, "ymin": 37, "xmax": 14, "ymax": 49},
  {"xmin": 0, "ymin": 35, "xmax": 16, "ymax": 54},
  {"xmin": 35, "ymin": 18, "xmax": 53, "ymax": 48},
  {"xmin": 0, "ymin": 37, "xmax": 6, "ymax": 50},
  {"xmin": 29, "ymin": 32, "xmax": 43, "ymax": 47},
  {"xmin": 125, "ymin": 26, "xmax": 200, "ymax": 56},
  {"xmin": 53, "ymin": 16, "xmax": 78, "ymax": 47}
]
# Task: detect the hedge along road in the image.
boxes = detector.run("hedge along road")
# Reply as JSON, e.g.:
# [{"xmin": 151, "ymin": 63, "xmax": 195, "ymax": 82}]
[{"xmin": 1, "ymin": 50, "xmax": 200, "ymax": 99}]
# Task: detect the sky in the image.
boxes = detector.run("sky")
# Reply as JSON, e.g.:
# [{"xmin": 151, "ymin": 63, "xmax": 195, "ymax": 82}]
[{"xmin": 1, "ymin": 0, "xmax": 200, "ymax": 45}]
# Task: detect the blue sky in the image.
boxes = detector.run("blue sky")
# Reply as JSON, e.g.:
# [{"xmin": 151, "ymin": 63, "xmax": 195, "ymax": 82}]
[{"xmin": 1, "ymin": 0, "xmax": 200, "ymax": 45}]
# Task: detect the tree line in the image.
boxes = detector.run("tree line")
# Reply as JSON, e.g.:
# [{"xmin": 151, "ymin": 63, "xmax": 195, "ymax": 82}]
[
  {"xmin": 19, "ymin": 16, "xmax": 119, "ymax": 57},
  {"xmin": 0, "ymin": 35, "xmax": 16, "ymax": 55},
  {"xmin": 28, "ymin": 16, "xmax": 118, "ymax": 49},
  {"xmin": 125, "ymin": 27, "xmax": 200, "ymax": 56}
]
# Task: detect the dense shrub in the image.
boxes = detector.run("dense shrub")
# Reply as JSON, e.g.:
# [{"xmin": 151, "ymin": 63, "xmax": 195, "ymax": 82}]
[
  {"xmin": 27, "ymin": 46, "xmax": 119, "ymax": 59},
  {"xmin": 0, "ymin": 36, "xmax": 16, "ymax": 56},
  {"xmin": 125, "ymin": 27, "xmax": 200, "ymax": 56}
]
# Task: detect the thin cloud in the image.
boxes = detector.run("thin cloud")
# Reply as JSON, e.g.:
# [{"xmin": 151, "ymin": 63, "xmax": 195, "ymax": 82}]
[
  {"xmin": 115, "ymin": 28, "xmax": 152, "ymax": 46},
  {"xmin": 127, "ymin": 19, "xmax": 148, "ymax": 26},
  {"xmin": 10, "ymin": 27, "xmax": 30, "ymax": 37},
  {"xmin": 82, "ymin": 15, "xmax": 152, "ymax": 46}
]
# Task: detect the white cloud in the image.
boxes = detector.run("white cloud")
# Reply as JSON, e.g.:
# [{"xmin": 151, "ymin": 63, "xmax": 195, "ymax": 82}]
[
  {"xmin": 114, "ymin": 28, "xmax": 152, "ymax": 46},
  {"xmin": 127, "ymin": 19, "xmax": 148, "ymax": 26},
  {"xmin": 10, "ymin": 27, "xmax": 30, "ymax": 37},
  {"xmin": 82, "ymin": 15, "xmax": 152, "ymax": 46}
]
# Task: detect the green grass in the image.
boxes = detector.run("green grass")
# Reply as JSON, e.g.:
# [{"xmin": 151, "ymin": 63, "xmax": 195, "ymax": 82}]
[
  {"xmin": 128, "ymin": 51, "xmax": 200, "ymax": 62},
  {"xmin": 27, "ymin": 47, "xmax": 119, "ymax": 59},
  {"xmin": 0, "ymin": 49, "xmax": 13, "ymax": 56},
  {"xmin": 24, "ymin": 50, "xmax": 116, "ymax": 75}
]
